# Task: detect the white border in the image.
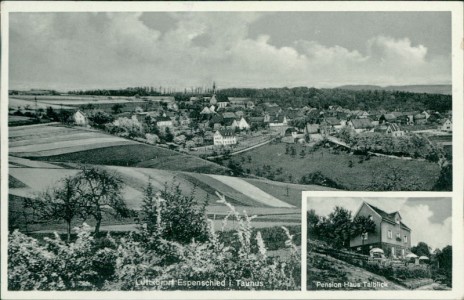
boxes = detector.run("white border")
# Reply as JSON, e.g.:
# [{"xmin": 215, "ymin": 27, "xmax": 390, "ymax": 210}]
[{"xmin": 1, "ymin": 1, "xmax": 463, "ymax": 300}]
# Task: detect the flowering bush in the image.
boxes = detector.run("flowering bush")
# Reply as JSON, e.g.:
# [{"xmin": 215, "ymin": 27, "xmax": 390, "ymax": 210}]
[
  {"xmin": 8, "ymin": 224, "xmax": 115, "ymax": 290},
  {"xmin": 8, "ymin": 192, "xmax": 300, "ymax": 291}
]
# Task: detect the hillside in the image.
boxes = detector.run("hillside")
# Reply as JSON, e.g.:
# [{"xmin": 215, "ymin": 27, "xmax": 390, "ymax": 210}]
[
  {"xmin": 9, "ymin": 124, "xmax": 229, "ymax": 175},
  {"xmin": 9, "ymin": 158, "xmax": 304, "ymax": 233},
  {"xmin": 307, "ymin": 251, "xmax": 406, "ymax": 290}
]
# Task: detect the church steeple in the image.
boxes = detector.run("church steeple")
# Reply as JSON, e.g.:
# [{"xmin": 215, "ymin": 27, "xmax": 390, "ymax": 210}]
[{"xmin": 210, "ymin": 81, "xmax": 217, "ymax": 105}]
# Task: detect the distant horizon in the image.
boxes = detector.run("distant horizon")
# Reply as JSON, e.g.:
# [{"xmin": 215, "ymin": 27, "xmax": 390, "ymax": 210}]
[
  {"xmin": 9, "ymin": 83, "xmax": 453, "ymax": 94},
  {"xmin": 10, "ymin": 12, "xmax": 451, "ymax": 91}
]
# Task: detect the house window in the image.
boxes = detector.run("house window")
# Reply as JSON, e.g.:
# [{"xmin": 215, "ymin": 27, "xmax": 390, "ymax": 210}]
[
  {"xmin": 368, "ymin": 215, "xmax": 373, "ymax": 221},
  {"xmin": 388, "ymin": 230, "xmax": 392, "ymax": 239},
  {"xmin": 404, "ymin": 236, "xmax": 408, "ymax": 243}
]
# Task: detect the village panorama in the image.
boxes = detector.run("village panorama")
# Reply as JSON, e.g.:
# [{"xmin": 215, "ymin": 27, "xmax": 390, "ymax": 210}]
[
  {"xmin": 9, "ymin": 83, "xmax": 453, "ymax": 191},
  {"xmin": 7, "ymin": 82, "xmax": 452, "ymax": 291}
]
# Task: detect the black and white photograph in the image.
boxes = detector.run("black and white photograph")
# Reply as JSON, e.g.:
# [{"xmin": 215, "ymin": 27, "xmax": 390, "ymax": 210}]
[
  {"xmin": 306, "ymin": 196, "xmax": 452, "ymax": 291},
  {"xmin": 1, "ymin": 1, "xmax": 463, "ymax": 299}
]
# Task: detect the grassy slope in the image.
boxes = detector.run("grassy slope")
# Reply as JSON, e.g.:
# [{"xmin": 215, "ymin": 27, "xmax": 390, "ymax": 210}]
[
  {"xmin": 232, "ymin": 144, "xmax": 440, "ymax": 191},
  {"xmin": 35, "ymin": 144, "xmax": 229, "ymax": 175},
  {"xmin": 307, "ymin": 251, "xmax": 406, "ymax": 290}
]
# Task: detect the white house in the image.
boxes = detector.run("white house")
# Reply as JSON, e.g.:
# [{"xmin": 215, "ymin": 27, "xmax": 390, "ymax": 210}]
[
  {"xmin": 213, "ymin": 129, "xmax": 237, "ymax": 146},
  {"xmin": 232, "ymin": 117, "xmax": 250, "ymax": 130},
  {"xmin": 385, "ymin": 123, "xmax": 405, "ymax": 137},
  {"xmin": 73, "ymin": 110, "xmax": 88, "ymax": 126},
  {"xmin": 348, "ymin": 119, "xmax": 374, "ymax": 133},
  {"xmin": 269, "ymin": 115, "xmax": 288, "ymax": 127},
  {"xmin": 217, "ymin": 98, "xmax": 230, "ymax": 109},
  {"xmin": 156, "ymin": 116, "xmax": 173, "ymax": 127},
  {"xmin": 200, "ymin": 107, "xmax": 213, "ymax": 115},
  {"xmin": 439, "ymin": 118, "xmax": 452, "ymax": 132}
]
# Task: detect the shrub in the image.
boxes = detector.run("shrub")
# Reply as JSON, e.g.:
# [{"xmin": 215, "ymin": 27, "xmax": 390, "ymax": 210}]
[{"xmin": 9, "ymin": 192, "xmax": 300, "ymax": 291}]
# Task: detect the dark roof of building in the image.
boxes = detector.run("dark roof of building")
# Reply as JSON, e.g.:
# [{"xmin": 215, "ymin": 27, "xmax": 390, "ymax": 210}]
[
  {"xmin": 156, "ymin": 116, "xmax": 172, "ymax": 122},
  {"xmin": 387, "ymin": 123, "xmax": 402, "ymax": 132},
  {"xmin": 217, "ymin": 129, "xmax": 235, "ymax": 137},
  {"xmin": 270, "ymin": 115, "xmax": 286, "ymax": 123},
  {"xmin": 323, "ymin": 117, "xmax": 341, "ymax": 126},
  {"xmin": 383, "ymin": 113, "xmax": 397, "ymax": 120},
  {"xmin": 365, "ymin": 203, "xmax": 411, "ymax": 231},
  {"xmin": 249, "ymin": 117, "xmax": 264, "ymax": 122},
  {"xmin": 350, "ymin": 118, "xmax": 374, "ymax": 129}
]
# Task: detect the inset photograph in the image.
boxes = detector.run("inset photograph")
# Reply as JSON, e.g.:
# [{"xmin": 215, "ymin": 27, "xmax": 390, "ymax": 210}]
[{"xmin": 306, "ymin": 197, "xmax": 452, "ymax": 290}]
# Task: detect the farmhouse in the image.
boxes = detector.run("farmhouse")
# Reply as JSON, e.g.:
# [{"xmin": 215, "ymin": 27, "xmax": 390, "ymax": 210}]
[
  {"xmin": 156, "ymin": 116, "xmax": 173, "ymax": 127},
  {"xmin": 380, "ymin": 113, "xmax": 397, "ymax": 124},
  {"xmin": 385, "ymin": 123, "xmax": 405, "ymax": 137},
  {"xmin": 231, "ymin": 117, "xmax": 250, "ymax": 130},
  {"xmin": 305, "ymin": 123, "xmax": 320, "ymax": 134},
  {"xmin": 73, "ymin": 110, "xmax": 88, "ymax": 126},
  {"xmin": 414, "ymin": 113, "xmax": 427, "ymax": 124},
  {"xmin": 228, "ymin": 97, "xmax": 250, "ymax": 108},
  {"xmin": 347, "ymin": 119, "xmax": 374, "ymax": 133},
  {"xmin": 213, "ymin": 129, "xmax": 237, "ymax": 146},
  {"xmin": 350, "ymin": 202, "xmax": 412, "ymax": 258},
  {"xmin": 217, "ymin": 98, "xmax": 230, "ymax": 109},
  {"xmin": 320, "ymin": 117, "xmax": 344, "ymax": 135},
  {"xmin": 200, "ymin": 107, "xmax": 213, "ymax": 115},
  {"xmin": 439, "ymin": 118, "xmax": 452, "ymax": 132}
]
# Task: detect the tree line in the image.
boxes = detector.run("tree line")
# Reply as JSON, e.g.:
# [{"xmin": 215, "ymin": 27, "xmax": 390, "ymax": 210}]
[{"xmin": 219, "ymin": 87, "xmax": 451, "ymax": 112}]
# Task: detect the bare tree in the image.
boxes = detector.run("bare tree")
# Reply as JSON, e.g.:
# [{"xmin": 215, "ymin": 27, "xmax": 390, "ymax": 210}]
[
  {"xmin": 26, "ymin": 176, "xmax": 82, "ymax": 242},
  {"xmin": 73, "ymin": 166, "xmax": 129, "ymax": 235}
]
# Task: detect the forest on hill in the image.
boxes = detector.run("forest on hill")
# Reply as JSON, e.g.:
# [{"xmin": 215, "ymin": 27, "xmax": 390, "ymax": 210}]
[{"xmin": 218, "ymin": 87, "xmax": 451, "ymax": 113}]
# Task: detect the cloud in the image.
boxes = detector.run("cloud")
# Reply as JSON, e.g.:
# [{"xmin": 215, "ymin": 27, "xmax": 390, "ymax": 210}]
[
  {"xmin": 9, "ymin": 12, "xmax": 451, "ymax": 90},
  {"xmin": 400, "ymin": 203, "xmax": 452, "ymax": 250}
]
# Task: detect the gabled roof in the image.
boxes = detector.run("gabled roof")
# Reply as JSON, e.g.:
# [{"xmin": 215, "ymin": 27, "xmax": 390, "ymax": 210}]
[
  {"xmin": 156, "ymin": 116, "xmax": 172, "ymax": 122},
  {"xmin": 216, "ymin": 129, "xmax": 235, "ymax": 137},
  {"xmin": 439, "ymin": 118, "xmax": 452, "ymax": 125},
  {"xmin": 350, "ymin": 118, "xmax": 373, "ymax": 129},
  {"xmin": 249, "ymin": 116, "xmax": 264, "ymax": 122},
  {"xmin": 74, "ymin": 110, "xmax": 87, "ymax": 117},
  {"xmin": 364, "ymin": 203, "xmax": 411, "ymax": 231},
  {"xmin": 391, "ymin": 112, "xmax": 404, "ymax": 117},
  {"xmin": 387, "ymin": 123, "xmax": 402, "ymax": 132},
  {"xmin": 270, "ymin": 115, "xmax": 286, "ymax": 123},
  {"xmin": 222, "ymin": 112, "xmax": 236, "ymax": 119},
  {"xmin": 323, "ymin": 117, "xmax": 341, "ymax": 126},
  {"xmin": 383, "ymin": 113, "xmax": 397, "ymax": 120}
]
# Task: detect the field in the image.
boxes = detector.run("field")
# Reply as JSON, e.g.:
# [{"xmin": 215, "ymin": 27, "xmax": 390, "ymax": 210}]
[
  {"xmin": 9, "ymin": 124, "xmax": 138, "ymax": 157},
  {"xmin": 9, "ymin": 97, "xmax": 75, "ymax": 110},
  {"xmin": 9, "ymin": 124, "xmax": 228, "ymax": 174},
  {"xmin": 9, "ymin": 158, "xmax": 302, "ymax": 233},
  {"xmin": 9, "ymin": 95, "xmax": 173, "ymax": 113},
  {"xmin": 231, "ymin": 143, "xmax": 441, "ymax": 190}
]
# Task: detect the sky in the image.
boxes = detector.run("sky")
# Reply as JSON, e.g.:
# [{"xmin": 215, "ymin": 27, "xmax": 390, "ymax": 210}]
[
  {"xmin": 9, "ymin": 11, "xmax": 451, "ymax": 91},
  {"xmin": 307, "ymin": 197, "xmax": 452, "ymax": 250}
]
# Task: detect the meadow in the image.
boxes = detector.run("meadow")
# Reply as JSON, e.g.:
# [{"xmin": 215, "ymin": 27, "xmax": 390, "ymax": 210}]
[{"xmin": 231, "ymin": 143, "xmax": 441, "ymax": 191}]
